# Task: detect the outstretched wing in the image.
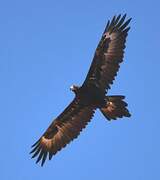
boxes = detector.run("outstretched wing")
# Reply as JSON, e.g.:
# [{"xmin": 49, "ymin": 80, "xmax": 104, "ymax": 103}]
[
  {"xmin": 83, "ymin": 14, "xmax": 131, "ymax": 92},
  {"xmin": 30, "ymin": 98, "xmax": 96, "ymax": 166}
]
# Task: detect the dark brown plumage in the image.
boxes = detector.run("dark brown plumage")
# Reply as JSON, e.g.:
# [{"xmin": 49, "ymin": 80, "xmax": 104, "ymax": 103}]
[{"xmin": 30, "ymin": 14, "xmax": 131, "ymax": 166}]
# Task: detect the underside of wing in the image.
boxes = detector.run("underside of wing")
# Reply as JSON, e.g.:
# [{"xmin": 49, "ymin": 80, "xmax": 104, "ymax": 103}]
[
  {"xmin": 83, "ymin": 14, "xmax": 131, "ymax": 92},
  {"xmin": 30, "ymin": 98, "xmax": 96, "ymax": 166}
]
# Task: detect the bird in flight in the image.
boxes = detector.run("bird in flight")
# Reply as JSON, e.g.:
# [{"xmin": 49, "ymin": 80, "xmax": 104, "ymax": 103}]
[{"xmin": 30, "ymin": 14, "xmax": 131, "ymax": 166}]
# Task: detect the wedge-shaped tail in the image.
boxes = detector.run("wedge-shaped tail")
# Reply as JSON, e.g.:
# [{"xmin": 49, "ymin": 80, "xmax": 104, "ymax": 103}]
[{"xmin": 100, "ymin": 96, "xmax": 131, "ymax": 120}]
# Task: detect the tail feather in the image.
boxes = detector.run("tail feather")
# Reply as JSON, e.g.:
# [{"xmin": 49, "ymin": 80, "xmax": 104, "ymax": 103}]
[{"xmin": 100, "ymin": 95, "xmax": 131, "ymax": 121}]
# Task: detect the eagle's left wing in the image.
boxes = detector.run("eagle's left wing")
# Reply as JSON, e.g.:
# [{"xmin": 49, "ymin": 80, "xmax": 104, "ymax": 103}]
[
  {"xmin": 30, "ymin": 98, "xmax": 96, "ymax": 166},
  {"xmin": 82, "ymin": 14, "xmax": 131, "ymax": 93}
]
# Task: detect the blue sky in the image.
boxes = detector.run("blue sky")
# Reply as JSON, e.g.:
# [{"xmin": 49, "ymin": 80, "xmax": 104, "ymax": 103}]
[{"xmin": 1, "ymin": 0, "xmax": 160, "ymax": 179}]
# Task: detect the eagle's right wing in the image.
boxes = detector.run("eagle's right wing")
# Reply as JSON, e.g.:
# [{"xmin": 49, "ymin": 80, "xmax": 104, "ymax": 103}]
[{"xmin": 30, "ymin": 98, "xmax": 96, "ymax": 166}]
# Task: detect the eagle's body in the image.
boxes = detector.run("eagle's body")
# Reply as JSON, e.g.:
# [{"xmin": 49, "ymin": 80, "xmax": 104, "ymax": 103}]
[
  {"xmin": 71, "ymin": 85, "xmax": 106, "ymax": 107},
  {"xmin": 30, "ymin": 14, "xmax": 132, "ymax": 166}
]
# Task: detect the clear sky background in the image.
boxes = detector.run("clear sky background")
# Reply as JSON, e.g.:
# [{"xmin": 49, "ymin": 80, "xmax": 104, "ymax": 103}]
[{"xmin": 1, "ymin": 0, "xmax": 160, "ymax": 179}]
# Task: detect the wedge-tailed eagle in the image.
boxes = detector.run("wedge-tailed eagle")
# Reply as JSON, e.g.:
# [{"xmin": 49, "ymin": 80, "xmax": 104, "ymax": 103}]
[{"xmin": 30, "ymin": 14, "xmax": 131, "ymax": 166}]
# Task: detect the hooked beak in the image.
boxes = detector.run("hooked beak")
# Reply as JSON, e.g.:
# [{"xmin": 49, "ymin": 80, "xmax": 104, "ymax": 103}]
[{"xmin": 70, "ymin": 85, "xmax": 74, "ymax": 91}]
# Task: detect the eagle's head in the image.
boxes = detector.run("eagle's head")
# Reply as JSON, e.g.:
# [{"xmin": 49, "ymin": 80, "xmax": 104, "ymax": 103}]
[{"xmin": 70, "ymin": 85, "xmax": 80, "ymax": 93}]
